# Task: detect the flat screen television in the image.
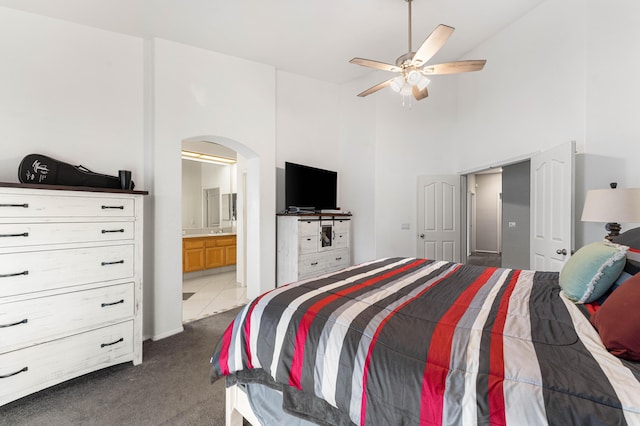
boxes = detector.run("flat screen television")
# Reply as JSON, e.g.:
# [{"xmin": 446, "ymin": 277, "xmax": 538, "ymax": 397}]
[{"xmin": 285, "ymin": 162, "xmax": 337, "ymax": 211}]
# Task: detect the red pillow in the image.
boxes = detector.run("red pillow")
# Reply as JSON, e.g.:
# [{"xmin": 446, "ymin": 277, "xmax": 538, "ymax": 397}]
[{"xmin": 590, "ymin": 273, "xmax": 640, "ymax": 361}]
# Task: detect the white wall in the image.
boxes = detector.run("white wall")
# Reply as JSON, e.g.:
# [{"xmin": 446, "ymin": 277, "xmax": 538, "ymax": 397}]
[
  {"xmin": 181, "ymin": 159, "xmax": 202, "ymax": 228},
  {"xmin": 454, "ymin": 0, "xmax": 587, "ymax": 174},
  {"xmin": 276, "ymin": 72, "xmax": 340, "ymax": 171},
  {"xmin": 337, "ymin": 71, "xmax": 459, "ymax": 260},
  {"xmin": 275, "ymin": 71, "xmax": 343, "ymax": 214},
  {"xmin": 454, "ymin": 0, "xmax": 640, "ymax": 247},
  {"xmin": 337, "ymin": 75, "xmax": 377, "ymax": 263},
  {"xmin": 0, "ymin": 7, "xmax": 144, "ymax": 185},
  {"xmin": 152, "ymin": 39, "xmax": 276, "ymax": 339},
  {"xmin": 582, "ymin": 0, "xmax": 640, "ymax": 241}
]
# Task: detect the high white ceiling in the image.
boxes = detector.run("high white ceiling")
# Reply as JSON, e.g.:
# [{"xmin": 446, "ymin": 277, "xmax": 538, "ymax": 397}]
[{"xmin": 0, "ymin": 0, "xmax": 545, "ymax": 84}]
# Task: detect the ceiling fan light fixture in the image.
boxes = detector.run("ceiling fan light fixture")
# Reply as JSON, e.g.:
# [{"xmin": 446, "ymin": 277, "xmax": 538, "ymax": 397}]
[
  {"xmin": 416, "ymin": 75, "xmax": 430, "ymax": 91},
  {"xmin": 390, "ymin": 75, "xmax": 405, "ymax": 93},
  {"xmin": 407, "ymin": 70, "xmax": 421, "ymax": 86},
  {"xmin": 400, "ymin": 81, "xmax": 413, "ymax": 96},
  {"xmin": 349, "ymin": 0, "xmax": 486, "ymax": 101}
]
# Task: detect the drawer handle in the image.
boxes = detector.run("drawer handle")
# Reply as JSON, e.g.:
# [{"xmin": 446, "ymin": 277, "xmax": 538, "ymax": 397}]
[
  {"xmin": 101, "ymin": 205, "xmax": 125, "ymax": 210},
  {"xmin": 101, "ymin": 229, "xmax": 125, "ymax": 234},
  {"xmin": 310, "ymin": 262, "xmax": 318, "ymax": 266},
  {"xmin": 335, "ymin": 257, "xmax": 342, "ymax": 261},
  {"xmin": 0, "ymin": 270, "xmax": 28, "ymax": 278},
  {"xmin": 0, "ymin": 318, "xmax": 28, "ymax": 328},
  {"xmin": 101, "ymin": 299, "xmax": 125, "ymax": 307},
  {"xmin": 0, "ymin": 232, "xmax": 29, "ymax": 238},
  {"xmin": 0, "ymin": 203, "xmax": 29, "ymax": 208},
  {"xmin": 0, "ymin": 367, "xmax": 28, "ymax": 379},
  {"xmin": 101, "ymin": 260, "xmax": 124, "ymax": 266},
  {"xmin": 101, "ymin": 337, "xmax": 124, "ymax": 348}
]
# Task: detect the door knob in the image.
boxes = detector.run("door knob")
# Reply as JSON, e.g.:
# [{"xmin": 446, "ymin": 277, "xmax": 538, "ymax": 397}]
[
  {"xmin": 556, "ymin": 248, "xmax": 567, "ymax": 255},
  {"xmin": 419, "ymin": 234, "xmax": 425, "ymax": 239}
]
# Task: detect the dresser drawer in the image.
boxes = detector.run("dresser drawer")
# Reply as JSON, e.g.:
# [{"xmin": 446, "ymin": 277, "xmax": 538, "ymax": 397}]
[
  {"xmin": 0, "ymin": 194, "xmax": 134, "ymax": 218},
  {"xmin": 0, "ymin": 321, "xmax": 133, "ymax": 406},
  {"xmin": 0, "ymin": 222, "xmax": 134, "ymax": 248},
  {"xmin": 298, "ymin": 220, "xmax": 318, "ymax": 237},
  {"xmin": 0, "ymin": 244, "xmax": 134, "ymax": 297},
  {"xmin": 298, "ymin": 234, "xmax": 318, "ymax": 254},
  {"xmin": 0, "ymin": 283, "xmax": 134, "ymax": 354},
  {"xmin": 326, "ymin": 249, "xmax": 350, "ymax": 270},
  {"xmin": 333, "ymin": 232, "xmax": 349, "ymax": 249},
  {"xmin": 298, "ymin": 254, "xmax": 326, "ymax": 276},
  {"xmin": 332, "ymin": 219, "xmax": 350, "ymax": 233}
]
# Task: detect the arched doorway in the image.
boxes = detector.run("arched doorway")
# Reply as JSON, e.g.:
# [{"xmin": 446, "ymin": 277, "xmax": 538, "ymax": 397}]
[
  {"xmin": 150, "ymin": 130, "xmax": 275, "ymax": 340},
  {"xmin": 180, "ymin": 138, "xmax": 248, "ymax": 322}
]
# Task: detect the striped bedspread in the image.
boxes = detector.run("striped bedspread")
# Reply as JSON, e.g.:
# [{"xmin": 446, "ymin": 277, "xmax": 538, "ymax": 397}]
[{"xmin": 210, "ymin": 257, "xmax": 640, "ymax": 425}]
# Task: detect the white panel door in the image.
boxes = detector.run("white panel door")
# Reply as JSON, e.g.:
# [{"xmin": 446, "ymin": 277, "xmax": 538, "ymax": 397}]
[
  {"xmin": 530, "ymin": 141, "xmax": 575, "ymax": 272},
  {"xmin": 417, "ymin": 175, "xmax": 460, "ymax": 262}
]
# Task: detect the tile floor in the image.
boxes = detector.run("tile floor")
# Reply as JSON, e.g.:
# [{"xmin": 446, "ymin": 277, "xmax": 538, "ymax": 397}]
[{"xmin": 182, "ymin": 271, "xmax": 249, "ymax": 323}]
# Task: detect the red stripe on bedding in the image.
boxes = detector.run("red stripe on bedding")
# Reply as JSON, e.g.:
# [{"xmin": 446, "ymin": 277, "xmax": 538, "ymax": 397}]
[
  {"xmin": 361, "ymin": 264, "xmax": 462, "ymax": 426},
  {"xmin": 218, "ymin": 319, "xmax": 236, "ymax": 376},
  {"xmin": 242, "ymin": 293, "xmax": 269, "ymax": 369},
  {"xmin": 488, "ymin": 270, "xmax": 521, "ymax": 426},
  {"xmin": 419, "ymin": 267, "xmax": 498, "ymax": 426},
  {"xmin": 288, "ymin": 258, "xmax": 428, "ymax": 390}
]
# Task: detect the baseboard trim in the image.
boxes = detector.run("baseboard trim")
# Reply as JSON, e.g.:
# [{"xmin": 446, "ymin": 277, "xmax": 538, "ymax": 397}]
[{"xmin": 150, "ymin": 325, "xmax": 184, "ymax": 341}]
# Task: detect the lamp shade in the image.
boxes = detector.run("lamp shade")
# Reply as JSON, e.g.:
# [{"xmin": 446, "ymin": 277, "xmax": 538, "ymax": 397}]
[{"xmin": 581, "ymin": 188, "xmax": 640, "ymax": 223}]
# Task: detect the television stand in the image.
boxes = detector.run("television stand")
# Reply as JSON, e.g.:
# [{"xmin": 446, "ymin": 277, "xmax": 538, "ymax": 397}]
[{"xmin": 276, "ymin": 213, "xmax": 352, "ymax": 286}]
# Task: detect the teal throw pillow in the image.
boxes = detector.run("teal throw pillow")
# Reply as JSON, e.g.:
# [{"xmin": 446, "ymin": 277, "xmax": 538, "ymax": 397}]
[{"xmin": 559, "ymin": 241, "xmax": 628, "ymax": 303}]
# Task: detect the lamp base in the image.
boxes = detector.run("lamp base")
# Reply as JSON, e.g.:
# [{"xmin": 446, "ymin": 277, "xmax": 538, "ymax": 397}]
[{"xmin": 605, "ymin": 222, "xmax": 621, "ymax": 241}]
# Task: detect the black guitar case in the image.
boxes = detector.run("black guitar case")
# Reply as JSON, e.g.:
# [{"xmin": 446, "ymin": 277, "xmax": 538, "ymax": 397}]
[{"xmin": 18, "ymin": 154, "xmax": 133, "ymax": 190}]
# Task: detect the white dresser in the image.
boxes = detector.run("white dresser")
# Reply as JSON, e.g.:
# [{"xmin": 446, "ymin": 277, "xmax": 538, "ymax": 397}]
[
  {"xmin": 0, "ymin": 183, "xmax": 146, "ymax": 406},
  {"xmin": 276, "ymin": 214, "xmax": 351, "ymax": 286}
]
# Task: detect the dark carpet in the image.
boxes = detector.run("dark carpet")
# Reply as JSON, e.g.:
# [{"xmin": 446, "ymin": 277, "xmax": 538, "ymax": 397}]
[{"xmin": 0, "ymin": 307, "xmax": 243, "ymax": 426}]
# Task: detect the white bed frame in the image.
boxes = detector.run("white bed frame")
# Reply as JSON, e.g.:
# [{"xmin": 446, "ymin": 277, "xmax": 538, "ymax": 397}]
[{"xmin": 226, "ymin": 383, "xmax": 262, "ymax": 426}]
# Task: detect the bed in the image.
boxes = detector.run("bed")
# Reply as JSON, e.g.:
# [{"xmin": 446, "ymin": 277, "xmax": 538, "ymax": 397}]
[{"xmin": 210, "ymin": 237, "xmax": 640, "ymax": 425}]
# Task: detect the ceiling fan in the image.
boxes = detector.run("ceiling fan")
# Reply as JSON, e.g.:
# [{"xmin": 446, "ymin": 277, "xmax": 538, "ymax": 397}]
[{"xmin": 350, "ymin": 0, "xmax": 486, "ymax": 100}]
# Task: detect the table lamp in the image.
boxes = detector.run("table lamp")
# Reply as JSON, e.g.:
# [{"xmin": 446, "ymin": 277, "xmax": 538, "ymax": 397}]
[{"xmin": 581, "ymin": 183, "xmax": 640, "ymax": 241}]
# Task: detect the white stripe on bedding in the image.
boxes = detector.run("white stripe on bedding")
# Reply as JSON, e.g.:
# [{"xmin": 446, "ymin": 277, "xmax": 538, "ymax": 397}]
[
  {"xmin": 316, "ymin": 260, "xmax": 447, "ymax": 408},
  {"xmin": 560, "ymin": 292, "xmax": 640, "ymax": 423},
  {"xmin": 502, "ymin": 270, "xmax": 548, "ymax": 426},
  {"xmin": 267, "ymin": 258, "xmax": 414, "ymax": 379},
  {"xmin": 248, "ymin": 258, "xmax": 390, "ymax": 370},
  {"xmin": 461, "ymin": 269, "xmax": 511, "ymax": 425},
  {"xmin": 231, "ymin": 304, "xmax": 251, "ymax": 373},
  {"xmin": 348, "ymin": 263, "xmax": 459, "ymax": 425}
]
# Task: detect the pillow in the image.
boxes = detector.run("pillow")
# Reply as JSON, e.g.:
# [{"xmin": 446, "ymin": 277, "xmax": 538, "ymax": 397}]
[
  {"xmin": 559, "ymin": 241, "xmax": 628, "ymax": 303},
  {"xmin": 594, "ymin": 270, "xmax": 634, "ymax": 306},
  {"xmin": 590, "ymin": 272, "xmax": 640, "ymax": 361},
  {"xmin": 613, "ymin": 228, "xmax": 640, "ymax": 275}
]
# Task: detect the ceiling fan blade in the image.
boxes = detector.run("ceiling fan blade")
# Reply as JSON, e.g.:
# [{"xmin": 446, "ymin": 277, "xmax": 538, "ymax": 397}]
[
  {"xmin": 422, "ymin": 60, "xmax": 487, "ymax": 75},
  {"xmin": 412, "ymin": 24, "xmax": 455, "ymax": 67},
  {"xmin": 357, "ymin": 79, "xmax": 394, "ymax": 97},
  {"xmin": 412, "ymin": 85, "xmax": 429, "ymax": 101},
  {"xmin": 350, "ymin": 57, "xmax": 401, "ymax": 73}
]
